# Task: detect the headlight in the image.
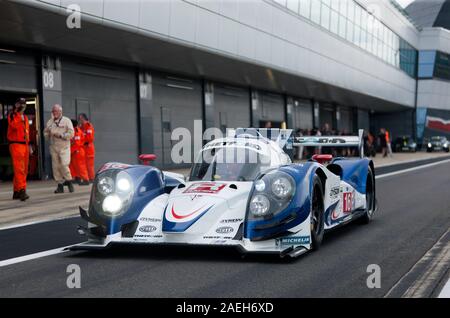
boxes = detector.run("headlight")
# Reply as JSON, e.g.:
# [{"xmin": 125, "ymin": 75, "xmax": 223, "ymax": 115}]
[
  {"xmin": 428, "ymin": 143, "xmax": 432, "ymax": 148},
  {"xmin": 444, "ymin": 143, "xmax": 448, "ymax": 148},
  {"xmin": 116, "ymin": 171, "xmax": 133, "ymax": 193},
  {"xmin": 97, "ymin": 176, "xmax": 114, "ymax": 195},
  {"xmin": 94, "ymin": 170, "xmax": 135, "ymax": 217},
  {"xmin": 102, "ymin": 194, "xmax": 123, "ymax": 214},
  {"xmin": 249, "ymin": 194, "xmax": 270, "ymax": 217},
  {"xmin": 254, "ymin": 179, "xmax": 266, "ymax": 192},
  {"xmin": 271, "ymin": 177, "xmax": 294, "ymax": 199},
  {"xmin": 248, "ymin": 171, "xmax": 296, "ymax": 219}
]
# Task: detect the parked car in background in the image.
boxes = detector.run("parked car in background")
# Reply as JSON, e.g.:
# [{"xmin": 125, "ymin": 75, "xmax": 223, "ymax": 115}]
[
  {"xmin": 426, "ymin": 136, "xmax": 449, "ymax": 153},
  {"xmin": 393, "ymin": 136, "xmax": 417, "ymax": 153}
]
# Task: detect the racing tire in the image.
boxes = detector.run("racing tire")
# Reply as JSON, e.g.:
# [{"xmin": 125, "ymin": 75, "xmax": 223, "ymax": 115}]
[
  {"xmin": 310, "ymin": 175, "xmax": 325, "ymax": 250},
  {"xmin": 360, "ymin": 168, "xmax": 375, "ymax": 224}
]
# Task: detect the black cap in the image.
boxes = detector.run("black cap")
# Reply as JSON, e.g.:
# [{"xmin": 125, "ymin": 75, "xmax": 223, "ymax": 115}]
[{"xmin": 15, "ymin": 98, "xmax": 26, "ymax": 105}]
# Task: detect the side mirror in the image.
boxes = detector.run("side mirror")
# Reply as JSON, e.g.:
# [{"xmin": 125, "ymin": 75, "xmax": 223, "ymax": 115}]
[{"xmin": 139, "ymin": 154, "xmax": 157, "ymax": 165}]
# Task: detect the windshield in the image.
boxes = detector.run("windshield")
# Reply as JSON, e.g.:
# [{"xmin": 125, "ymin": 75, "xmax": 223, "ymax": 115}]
[
  {"xmin": 431, "ymin": 136, "xmax": 442, "ymax": 141},
  {"xmin": 189, "ymin": 147, "xmax": 271, "ymax": 182}
]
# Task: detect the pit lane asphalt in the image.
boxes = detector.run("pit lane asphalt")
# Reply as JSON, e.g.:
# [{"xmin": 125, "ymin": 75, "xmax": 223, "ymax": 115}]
[{"xmin": 0, "ymin": 160, "xmax": 449, "ymax": 297}]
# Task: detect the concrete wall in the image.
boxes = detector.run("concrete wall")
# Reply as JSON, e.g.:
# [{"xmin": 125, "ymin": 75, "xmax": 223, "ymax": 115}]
[
  {"xmin": 418, "ymin": 27, "xmax": 450, "ymax": 54},
  {"xmin": 418, "ymin": 79, "xmax": 450, "ymax": 112}
]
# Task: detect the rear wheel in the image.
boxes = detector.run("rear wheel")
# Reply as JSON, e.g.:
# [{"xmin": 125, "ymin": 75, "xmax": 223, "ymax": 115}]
[
  {"xmin": 310, "ymin": 175, "xmax": 325, "ymax": 250},
  {"xmin": 360, "ymin": 168, "xmax": 375, "ymax": 224}
]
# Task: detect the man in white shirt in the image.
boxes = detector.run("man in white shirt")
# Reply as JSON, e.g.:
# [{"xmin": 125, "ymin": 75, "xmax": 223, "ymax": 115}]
[{"xmin": 43, "ymin": 104, "xmax": 75, "ymax": 193}]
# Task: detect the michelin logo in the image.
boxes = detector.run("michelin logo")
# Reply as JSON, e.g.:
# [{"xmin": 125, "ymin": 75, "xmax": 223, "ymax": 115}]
[{"xmin": 279, "ymin": 236, "xmax": 310, "ymax": 246}]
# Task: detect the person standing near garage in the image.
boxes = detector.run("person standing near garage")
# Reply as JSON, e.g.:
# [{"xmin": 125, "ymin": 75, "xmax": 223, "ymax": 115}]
[
  {"xmin": 7, "ymin": 98, "xmax": 30, "ymax": 201},
  {"xmin": 69, "ymin": 119, "xmax": 90, "ymax": 186},
  {"xmin": 44, "ymin": 104, "xmax": 75, "ymax": 193},
  {"xmin": 78, "ymin": 113, "xmax": 95, "ymax": 182}
]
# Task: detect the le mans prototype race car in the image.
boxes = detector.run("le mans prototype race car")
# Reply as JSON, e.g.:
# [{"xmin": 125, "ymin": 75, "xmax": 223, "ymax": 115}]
[{"xmin": 74, "ymin": 129, "xmax": 377, "ymax": 258}]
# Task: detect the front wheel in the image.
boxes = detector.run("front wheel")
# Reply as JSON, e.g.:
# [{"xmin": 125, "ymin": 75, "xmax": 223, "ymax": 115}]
[
  {"xmin": 360, "ymin": 168, "xmax": 375, "ymax": 224},
  {"xmin": 310, "ymin": 175, "xmax": 325, "ymax": 250}
]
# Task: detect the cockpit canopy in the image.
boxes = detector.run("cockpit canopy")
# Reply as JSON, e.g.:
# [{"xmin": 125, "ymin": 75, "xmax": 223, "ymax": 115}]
[{"xmin": 189, "ymin": 146, "xmax": 271, "ymax": 182}]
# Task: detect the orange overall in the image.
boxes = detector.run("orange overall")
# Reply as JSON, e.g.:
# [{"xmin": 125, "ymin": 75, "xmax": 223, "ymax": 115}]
[
  {"xmin": 81, "ymin": 122, "xmax": 95, "ymax": 180},
  {"xmin": 7, "ymin": 112, "xmax": 29, "ymax": 192},
  {"xmin": 70, "ymin": 127, "xmax": 89, "ymax": 182}
]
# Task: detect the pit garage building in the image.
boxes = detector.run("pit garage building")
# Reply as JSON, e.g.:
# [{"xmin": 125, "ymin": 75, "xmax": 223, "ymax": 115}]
[{"xmin": 0, "ymin": 0, "xmax": 449, "ymax": 178}]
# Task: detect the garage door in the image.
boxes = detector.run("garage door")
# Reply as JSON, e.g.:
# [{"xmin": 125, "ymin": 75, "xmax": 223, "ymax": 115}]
[
  {"xmin": 0, "ymin": 49, "xmax": 37, "ymax": 93},
  {"xmin": 338, "ymin": 107, "xmax": 354, "ymax": 134},
  {"xmin": 213, "ymin": 83, "xmax": 250, "ymax": 132},
  {"xmin": 319, "ymin": 104, "xmax": 335, "ymax": 131},
  {"xmin": 258, "ymin": 92, "xmax": 285, "ymax": 128},
  {"xmin": 292, "ymin": 98, "xmax": 313, "ymax": 132},
  {"xmin": 151, "ymin": 74, "xmax": 203, "ymax": 169},
  {"xmin": 61, "ymin": 59, "xmax": 138, "ymax": 168}
]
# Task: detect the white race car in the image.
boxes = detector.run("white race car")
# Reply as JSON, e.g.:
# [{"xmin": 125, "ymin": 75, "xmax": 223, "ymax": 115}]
[{"xmin": 74, "ymin": 129, "xmax": 376, "ymax": 258}]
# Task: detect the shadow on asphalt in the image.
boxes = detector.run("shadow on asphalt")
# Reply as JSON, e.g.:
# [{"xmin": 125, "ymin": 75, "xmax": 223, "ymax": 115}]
[{"xmin": 64, "ymin": 219, "xmax": 372, "ymax": 264}]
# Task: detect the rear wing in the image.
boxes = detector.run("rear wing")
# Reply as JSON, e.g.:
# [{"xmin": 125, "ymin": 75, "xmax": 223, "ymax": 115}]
[
  {"xmin": 228, "ymin": 128, "xmax": 293, "ymax": 149},
  {"xmin": 293, "ymin": 129, "xmax": 364, "ymax": 158}
]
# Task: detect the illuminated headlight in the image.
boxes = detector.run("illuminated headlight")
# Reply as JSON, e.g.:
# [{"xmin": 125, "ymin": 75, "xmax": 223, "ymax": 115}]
[
  {"xmin": 444, "ymin": 143, "xmax": 448, "ymax": 148},
  {"xmin": 428, "ymin": 143, "xmax": 432, "ymax": 148},
  {"xmin": 116, "ymin": 172, "xmax": 132, "ymax": 193},
  {"xmin": 95, "ymin": 170, "xmax": 134, "ymax": 216},
  {"xmin": 102, "ymin": 194, "xmax": 123, "ymax": 214},
  {"xmin": 97, "ymin": 176, "xmax": 114, "ymax": 195},
  {"xmin": 271, "ymin": 177, "xmax": 294, "ymax": 199},
  {"xmin": 250, "ymin": 194, "xmax": 270, "ymax": 217}
]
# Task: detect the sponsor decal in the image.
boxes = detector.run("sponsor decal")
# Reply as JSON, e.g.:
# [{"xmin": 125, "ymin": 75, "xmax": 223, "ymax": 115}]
[
  {"xmin": 215, "ymin": 226, "xmax": 234, "ymax": 234},
  {"xmin": 220, "ymin": 218, "xmax": 243, "ymax": 224},
  {"xmin": 133, "ymin": 234, "xmax": 162, "ymax": 238},
  {"xmin": 295, "ymin": 137, "xmax": 350, "ymax": 144},
  {"xmin": 98, "ymin": 162, "xmax": 131, "ymax": 174},
  {"xmin": 170, "ymin": 204, "xmax": 210, "ymax": 220},
  {"xmin": 183, "ymin": 182, "xmax": 226, "ymax": 194},
  {"xmin": 279, "ymin": 236, "xmax": 310, "ymax": 245},
  {"xmin": 331, "ymin": 206, "xmax": 340, "ymax": 220},
  {"xmin": 203, "ymin": 236, "xmax": 221, "ymax": 239},
  {"xmin": 343, "ymin": 192, "xmax": 353, "ymax": 213},
  {"xmin": 330, "ymin": 186, "xmax": 339, "ymax": 198},
  {"xmin": 205, "ymin": 140, "xmax": 263, "ymax": 151},
  {"xmin": 139, "ymin": 225, "xmax": 157, "ymax": 233},
  {"xmin": 139, "ymin": 217, "xmax": 161, "ymax": 223}
]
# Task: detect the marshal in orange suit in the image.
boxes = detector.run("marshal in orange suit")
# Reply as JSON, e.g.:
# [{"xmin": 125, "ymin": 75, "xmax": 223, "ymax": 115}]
[
  {"xmin": 70, "ymin": 119, "xmax": 90, "ymax": 186},
  {"xmin": 78, "ymin": 113, "xmax": 95, "ymax": 182},
  {"xmin": 7, "ymin": 98, "xmax": 30, "ymax": 201}
]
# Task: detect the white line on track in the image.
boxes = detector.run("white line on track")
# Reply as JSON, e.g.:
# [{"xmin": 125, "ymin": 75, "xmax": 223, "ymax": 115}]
[
  {"xmin": 439, "ymin": 279, "xmax": 450, "ymax": 298},
  {"xmin": 376, "ymin": 158, "xmax": 450, "ymax": 179},
  {"xmin": 1, "ymin": 157, "xmax": 450, "ymax": 268},
  {"xmin": 0, "ymin": 245, "xmax": 73, "ymax": 268}
]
